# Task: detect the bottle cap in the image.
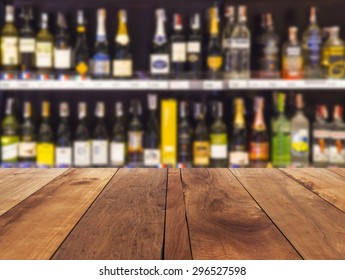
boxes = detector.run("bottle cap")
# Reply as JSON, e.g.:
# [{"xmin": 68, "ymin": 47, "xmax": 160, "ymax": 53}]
[
  {"xmin": 254, "ymin": 97, "xmax": 264, "ymax": 112},
  {"xmin": 295, "ymin": 93, "xmax": 304, "ymax": 109},
  {"xmin": 78, "ymin": 102, "xmax": 87, "ymax": 119},
  {"xmin": 148, "ymin": 94, "xmax": 158, "ymax": 110},
  {"xmin": 119, "ymin": 10, "xmax": 127, "ymax": 23},
  {"xmin": 116, "ymin": 102, "xmax": 123, "ymax": 117},
  {"xmin": 57, "ymin": 12, "xmax": 67, "ymax": 28},
  {"xmin": 5, "ymin": 98, "xmax": 15, "ymax": 115},
  {"xmin": 98, "ymin": 9, "xmax": 106, "ymax": 18},
  {"xmin": 59, "ymin": 102, "xmax": 69, "ymax": 117},
  {"xmin": 316, "ymin": 105, "xmax": 328, "ymax": 119},
  {"xmin": 190, "ymin": 13, "xmax": 200, "ymax": 30},
  {"xmin": 95, "ymin": 102, "xmax": 105, "ymax": 118},
  {"xmin": 173, "ymin": 13, "xmax": 183, "ymax": 30},
  {"xmin": 77, "ymin": 10, "xmax": 85, "ymax": 25},
  {"xmin": 225, "ymin": 6, "xmax": 235, "ymax": 18},
  {"xmin": 333, "ymin": 105, "xmax": 343, "ymax": 120},
  {"xmin": 156, "ymin": 9, "xmax": 166, "ymax": 21},
  {"xmin": 20, "ymin": 7, "xmax": 33, "ymax": 20},
  {"xmin": 23, "ymin": 102, "xmax": 32, "ymax": 118},
  {"xmin": 42, "ymin": 101, "xmax": 50, "ymax": 118}
]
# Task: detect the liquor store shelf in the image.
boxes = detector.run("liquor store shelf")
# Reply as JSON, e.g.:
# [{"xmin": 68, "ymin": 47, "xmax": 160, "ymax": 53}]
[
  {"xmin": 0, "ymin": 168, "xmax": 345, "ymax": 260},
  {"xmin": 1, "ymin": 79, "xmax": 345, "ymax": 91}
]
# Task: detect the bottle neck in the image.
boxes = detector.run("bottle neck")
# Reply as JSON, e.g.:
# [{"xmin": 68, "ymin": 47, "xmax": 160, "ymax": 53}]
[
  {"xmin": 5, "ymin": 9, "xmax": 14, "ymax": 23},
  {"xmin": 116, "ymin": 11, "xmax": 129, "ymax": 45},
  {"xmin": 97, "ymin": 15, "xmax": 107, "ymax": 41},
  {"xmin": 210, "ymin": 15, "xmax": 219, "ymax": 36},
  {"xmin": 154, "ymin": 16, "xmax": 167, "ymax": 44},
  {"xmin": 289, "ymin": 29, "xmax": 298, "ymax": 43},
  {"xmin": 234, "ymin": 107, "xmax": 245, "ymax": 128},
  {"xmin": 310, "ymin": 8, "xmax": 317, "ymax": 25},
  {"xmin": 253, "ymin": 106, "xmax": 266, "ymax": 130}
]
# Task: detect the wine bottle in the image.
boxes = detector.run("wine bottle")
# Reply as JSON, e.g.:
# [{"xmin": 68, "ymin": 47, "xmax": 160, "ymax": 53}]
[
  {"xmin": 282, "ymin": 27, "xmax": 303, "ymax": 79},
  {"xmin": 193, "ymin": 103, "xmax": 210, "ymax": 167},
  {"xmin": 110, "ymin": 102, "xmax": 126, "ymax": 167},
  {"xmin": 178, "ymin": 101, "xmax": 193, "ymax": 167},
  {"xmin": 187, "ymin": 13, "xmax": 202, "ymax": 76},
  {"xmin": 222, "ymin": 6, "xmax": 235, "ymax": 74},
  {"xmin": 207, "ymin": 5, "xmax": 222, "ymax": 76},
  {"xmin": 171, "ymin": 13, "xmax": 186, "ymax": 77},
  {"xmin": 330, "ymin": 105, "xmax": 345, "ymax": 167}
]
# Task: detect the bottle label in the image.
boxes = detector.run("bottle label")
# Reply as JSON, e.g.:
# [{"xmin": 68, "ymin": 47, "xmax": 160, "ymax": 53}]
[
  {"xmin": 323, "ymin": 46, "xmax": 345, "ymax": 78},
  {"xmin": 259, "ymin": 41, "xmax": 279, "ymax": 72},
  {"xmin": 231, "ymin": 38, "xmax": 250, "ymax": 49},
  {"xmin": 1, "ymin": 136, "xmax": 19, "ymax": 161},
  {"xmin": 92, "ymin": 140, "xmax": 108, "ymax": 165},
  {"xmin": 306, "ymin": 33, "xmax": 321, "ymax": 66},
  {"xmin": 193, "ymin": 141, "xmax": 210, "ymax": 166},
  {"xmin": 36, "ymin": 42, "xmax": 53, "ymax": 67},
  {"xmin": 37, "ymin": 143, "xmax": 55, "ymax": 167},
  {"xmin": 55, "ymin": 147, "xmax": 72, "ymax": 167},
  {"xmin": 54, "ymin": 48, "xmax": 72, "ymax": 69},
  {"xmin": 93, "ymin": 53, "xmax": 110, "ymax": 75},
  {"xmin": 150, "ymin": 54, "xmax": 170, "ymax": 74},
  {"xmin": 291, "ymin": 129, "xmax": 309, "ymax": 156},
  {"xmin": 110, "ymin": 142, "xmax": 125, "ymax": 165},
  {"xmin": 144, "ymin": 149, "xmax": 161, "ymax": 166},
  {"xmin": 1, "ymin": 37, "xmax": 19, "ymax": 65},
  {"xmin": 313, "ymin": 142, "xmax": 329, "ymax": 163},
  {"xmin": 187, "ymin": 42, "xmax": 201, "ymax": 53},
  {"xmin": 250, "ymin": 142, "xmax": 269, "ymax": 160},
  {"xmin": 207, "ymin": 56, "xmax": 222, "ymax": 71},
  {"xmin": 75, "ymin": 61, "xmax": 89, "ymax": 75},
  {"xmin": 330, "ymin": 140, "xmax": 345, "ymax": 164},
  {"xmin": 74, "ymin": 141, "xmax": 91, "ymax": 166},
  {"xmin": 128, "ymin": 131, "xmax": 143, "ymax": 152},
  {"xmin": 229, "ymin": 151, "xmax": 249, "ymax": 167},
  {"xmin": 172, "ymin": 42, "xmax": 187, "ymax": 62},
  {"xmin": 19, "ymin": 142, "xmax": 37, "ymax": 158},
  {"xmin": 222, "ymin": 38, "xmax": 232, "ymax": 50},
  {"xmin": 283, "ymin": 49, "xmax": 303, "ymax": 78},
  {"xmin": 272, "ymin": 134, "xmax": 291, "ymax": 165},
  {"xmin": 287, "ymin": 47, "xmax": 301, "ymax": 56},
  {"xmin": 314, "ymin": 129, "xmax": 331, "ymax": 138},
  {"xmin": 19, "ymin": 38, "xmax": 35, "ymax": 53},
  {"xmin": 210, "ymin": 134, "xmax": 228, "ymax": 159},
  {"xmin": 178, "ymin": 133, "xmax": 191, "ymax": 161},
  {"xmin": 113, "ymin": 60, "xmax": 133, "ymax": 77}
]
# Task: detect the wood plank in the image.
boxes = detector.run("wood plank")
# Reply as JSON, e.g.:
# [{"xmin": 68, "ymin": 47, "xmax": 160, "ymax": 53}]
[
  {"xmin": 280, "ymin": 168, "xmax": 345, "ymax": 213},
  {"xmin": 164, "ymin": 168, "xmax": 192, "ymax": 260},
  {"xmin": 329, "ymin": 168, "xmax": 345, "ymax": 179},
  {"xmin": 231, "ymin": 168, "xmax": 345, "ymax": 260},
  {"xmin": 0, "ymin": 168, "xmax": 116, "ymax": 260},
  {"xmin": 181, "ymin": 168, "xmax": 300, "ymax": 260},
  {"xmin": 0, "ymin": 168, "xmax": 67, "ymax": 216},
  {"xmin": 53, "ymin": 168, "xmax": 167, "ymax": 260}
]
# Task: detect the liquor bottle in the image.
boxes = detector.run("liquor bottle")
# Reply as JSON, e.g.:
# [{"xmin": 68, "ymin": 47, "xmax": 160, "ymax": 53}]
[
  {"xmin": 312, "ymin": 105, "xmax": 331, "ymax": 167},
  {"xmin": 161, "ymin": 99, "xmax": 177, "ymax": 167},
  {"xmin": 19, "ymin": 101, "xmax": 37, "ymax": 167},
  {"xmin": 127, "ymin": 99, "xmax": 144, "ymax": 167},
  {"xmin": 1, "ymin": 98, "xmax": 19, "ymax": 167},
  {"xmin": 178, "ymin": 101, "xmax": 193, "ymax": 167},
  {"xmin": 291, "ymin": 93, "xmax": 310, "ymax": 167},
  {"xmin": 144, "ymin": 94, "xmax": 161, "ymax": 167},
  {"xmin": 110, "ymin": 102, "xmax": 126, "ymax": 167},
  {"xmin": 257, "ymin": 13, "xmax": 280, "ymax": 78},
  {"xmin": 282, "ymin": 27, "xmax": 303, "ymax": 79},
  {"xmin": 73, "ymin": 10, "xmax": 90, "ymax": 78},
  {"xmin": 222, "ymin": 5, "xmax": 235, "ymax": 74},
  {"xmin": 35, "ymin": 13, "xmax": 53, "ymax": 75},
  {"xmin": 210, "ymin": 101, "xmax": 228, "ymax": 167},
  {"xmin": 321, "ymin": 26, "xmax": 345, "ymax": 79},
  {"xmin": 0, "ymin": 5, "xmax": 19, "ymax": 72},
  {"xmin": 113, "ymin": 10, "xmax": 133, "ymax": 79},
  {"xmin": 250, "ymin": 97, "xmax": 269, "ymax": 167},
  {"xmin": 92, "ymin": 102, "xmax": 109, "ymax": 167},
  {"xmin": 329, "ymin": 105, "xmax": 345, "ymax": 167},
  {"xmin": 171, "ymin": 13, "xmax": 186, "ymax": 77},
  {"xmin": 92, "ymin": 9, "xmax": 110, "ymax": 79},
  {"xmin": 229, "ymin": 98, "xmax": 249, "ymax": 168},
  {"xmin": 187, "ymin": 13, "xmax": 202, "ymax": 75},
  {"xmin": 271, "ymin": 92, "xmax": 291, "ymax": 167},
  {"xmin": 55, "ymin": 102, "xmax": 72, "ymax": 168},
  {"xmin": 37, "ymin": 101, "xmax": 55, "ymax": 168},
  {"xmin": 302, "ymin": 6, "xmax": 323, "ymax": 79},
  {"xmin": 19, "ymin": 7, "xmax": 36, "ymax": 74},
  {"xmin": 54, "ymin": 13, "xmax": 72, "ymax": 77},
  {"xmin": 193, "ymin": 103, "xmax": 210, "ymax": 167},
  {"xmin": 150, "ymin": 9, "xmax": 170, "ymax": 77},
  {"xmin": 73, "ymin": 102, "xmax": 91, "ymax": 167},
  {"xmin": 229, "ymin": 6, "xmax": 251, "ymax": 79},
  {"xmin": 207, "ymin": 6, "xmax": 223, "ymax": 76}
]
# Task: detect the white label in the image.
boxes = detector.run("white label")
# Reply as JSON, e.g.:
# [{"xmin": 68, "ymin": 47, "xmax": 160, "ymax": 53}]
[
  {"xmin": 313, "ymin": 145, "xmax": 329, "ymax": 163},
  {"xmin": 222, "ymin": 38, "xmax": 232, "ymax": 49},
  {"xmin": 74, "ymin": 141, "xmax": 91, "ymax": 167},
  {"xmin": 92, "ymin": 140, "xmax": 108, "ymax": 165},
  {"xmin": 229, "ymin": 151, "xmax": 249, "ymax": 166},
  {"xmin": 314, "ymin": 130, "xmax": 331, "ymax": 138},
  {"xmin": 150, "ymin": 54, "xmax": 170, "ymax": 74},
  {"xmin": 287, "ymin": 47, "xmax": 301, "ymax": 56},
  {"xmin": 54, "ymin": 48, "xmax": 72, "ymax": 69},
  {"xmin": 19, "ymin": 142, "xmax": 36, "ymax": 157},
  {"xmin": 93, "ymin": 60, "xmax": 110, "ymax": 75},
  {"xmin": 231, "ymin": 39, "xmax": 250, "ymax": 49},
  {"xmin": 1, "ymin": 37, "xmax": 18, "ymax": 65},
  {"xmin": 19, "ymin": 38, "xmax": 35, "ymax": 53},
  {"xmin": 172, "ymin": 42, "xmax": 187, "ymax": 62},
  {"xmin": 144, "ymin": 149, "xmax": 161, "ymax": 166},
  {"xmin": 55, "ymin": 147, "xmax": 72, "ymax": 167},
  {"xmin": 116, "ymin": 35, "xmax": 129, "ymax": 45},
  {"xmin": 329, "ymin": 146, "xmax": 345, "ymax": 164},
  {"xmin": 187, "ymin": 42, "xmax": 201, "ymax": 53},
  {"xmin": 331, "ymin": 131, "xmax": 345, "ymax": 140},
  {"xmin": 36, "ymin": 42, "xmax": 53, "ymax": 67},
  {"xmin": 211, "ymin": 145, "xmax": 227, "ymax": 159},
  {"xmin": 113, "ymin": 60, "xmax": 132, "ymax": 77},
  {"xmin": 110, "ymin": 142, "xmax": 125, "ymax": 165},
  {"xmin": 1, "ymin": 143, "xmax": 18, "ymax": 160}
]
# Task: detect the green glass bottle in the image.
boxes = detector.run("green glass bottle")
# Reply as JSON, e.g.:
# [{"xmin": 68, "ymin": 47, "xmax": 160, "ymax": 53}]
[{"xmin": 193, "ymin": 103, "xmax": 210, "ymax": 167}]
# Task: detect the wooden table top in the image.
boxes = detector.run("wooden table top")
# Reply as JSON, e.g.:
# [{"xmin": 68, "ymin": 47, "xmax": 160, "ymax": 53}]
[{"xmin": 0, "ymin": 168, "xmax": 345, "ymax": 260}]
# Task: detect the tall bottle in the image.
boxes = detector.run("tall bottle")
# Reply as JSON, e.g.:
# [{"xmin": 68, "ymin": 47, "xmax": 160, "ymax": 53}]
[
  {"xmin": 210, "ymin": 101, "xmax": 228, "ymax": 167},
  {"xmin": 110, "ymin": 102, "xmax": 126, "ymax": 167},
  {"xmin": 92, "ymin": 102, "xmax": 109, "ymax": 167},
  {"xmin": 271, "ymin": 92, "xmax": 291, "ymax": 167},
  {"xmin": 229, "ymin": 6, "xmax": 251, "ymax": 79},
  {"xmin": 127, "ymin": 99, "xmax": 144, "ymax": 167},
  {"xmin": 187, "ymin": 13, "xmax": 202, "ymax": 75},
  {"xmin": 1, "ymin": 5, "xmax": 19, "ymax": 72},
  {"xmin": 150, "ymin": 9, "xmax": 170, "ymax": 77},
  {"xmin": 291, "ymin": 93, "xmax": 310, "ymax": 167},
  {"xmin": 282, "ymin": 27, "xmax": 303, "ymax": 79},
  {"xmin": 113, "ymin": 10, "xmax": 133, "ymax": 79},
  {"xmin": 178, "ymin": 101, "xmax": 193, "ymax": 167},
  {"xmin": 73, "ymin": 10, "xmax": 90, "ymax": 78},
  {"xmin": 330, "ymin": 105, "xmax": 345, "ymax": 167},
  {"xmin": 92, "ymin": 9, "xmax": 110, "ymax": 79},
  {"xmin": 229, "ymin": 98, "xmax": 249, "ymax": 168},
  {"xmin": 250, "ymin": 97, "xmax": 269, "ymax": 167},
  {"xmin": 37, "ymin": 101, "xmax": 55, "ymax": 168},
  {"xmin": 312, "ymin": 105, "xmax": 331, "ymax": 167},
  {"xmin": 193, "ymin": 103, "xmax": 210, "ymax": 167},
  {"xmin": 55, "ymin": 102, "xmax": 72, "ymax": 168},
  {"xmin": 35, "ymin": 13, "xmax": 53, "ymax": 75},
  {"xmin": 19, "ymin": 101, "xmax": 36, "ymax": 168},
  {"xmin": 302, "ymin": 7, "xmax": 322, "ymax": 79},
  {"xmin": 171, "ymin": 14, "xmax": 186, "ymax": 77},
  {"xmin": 144, "ymin": 94, "xmax": 161, "ymax": 167},
  {"xmin": 222, "ymin": 6, "xmax": 235, "ymax": 74},
  {"xmin": 1, "ymin": 98, "xmax": 19, "ymax": 167},
  {"xmin": 73, "ymin": 102, "xmax": 91, "ymax": 167}
]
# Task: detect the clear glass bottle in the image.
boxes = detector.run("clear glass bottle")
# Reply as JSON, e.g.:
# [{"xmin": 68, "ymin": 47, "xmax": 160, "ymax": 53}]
[
  {"xmin": 282, "ymin": 27, "xmax": 303, "ymax": 79},
  {"xmin": 329, "ymin": 105, "xmax": 345, "ymax": 167},
  {"xmin": 171, "ymin": 13, "xmax": 186, "ymax": 77},
  {"xmin": 110, "ymin": 102, "xmax": 126, "ymax": 167},
  {"xmin": 222, "ymin": 5, "xmax": 235, "ymax": 74}
]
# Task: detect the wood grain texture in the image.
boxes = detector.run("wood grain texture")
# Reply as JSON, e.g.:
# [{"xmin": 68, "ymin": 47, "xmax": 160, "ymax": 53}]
[
  {"xmin": 231, "ymin": 168, "xmax": 345, "ymax": 260},
  {"xmin": 0, "ymin": 168, "xmax": 116, "ymax": 260},
  {"xmin": 164, "ymin": 169, "xmax": 192, "ymax": 260},
  {"xmin": 280, "ymin": 168, "xmax": 345, "ymax": 213},
  {"xmin": 329, "ymin": 168, "xmax": 345, "ymax": 179},
  {"xmin": 53, "ymin": 168, "xmax": 167, "ymax": 260},
  {"xmin": 0, "ymin": 168, "xmax": 67, "ymax": 216},
  {"xmin": 181, "ymin": 168, "xmax": 300, "ymax": 260}
]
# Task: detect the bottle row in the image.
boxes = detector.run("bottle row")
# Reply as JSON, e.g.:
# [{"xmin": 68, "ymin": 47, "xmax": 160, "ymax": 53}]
[
  {"xmin": 1, "ymin": 93, "xmax": 345, "ymax": 168},
  {"xmin": 1, "ymin": 4, "xmax": 345, "ymax": 80}
]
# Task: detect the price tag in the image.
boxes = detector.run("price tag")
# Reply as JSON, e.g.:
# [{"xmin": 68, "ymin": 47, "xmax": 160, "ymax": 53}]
[
  {"xmin": 129, "ymin": 80, "xmax": 148, "ymax": 90},
  {"xmin": 228, "ymin": 80, "xmax": 248, "ymax": 89},
  {"xmin": 170, "ymin": 80, "xmax": 190, "ymax": 89},
  {"xmin": 148, "ymin": 80, "xmax": 169, "ymax": 89},
  {"xmin": 203, "ymin": 80, "xmax": 223, "ymax": 90}
]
